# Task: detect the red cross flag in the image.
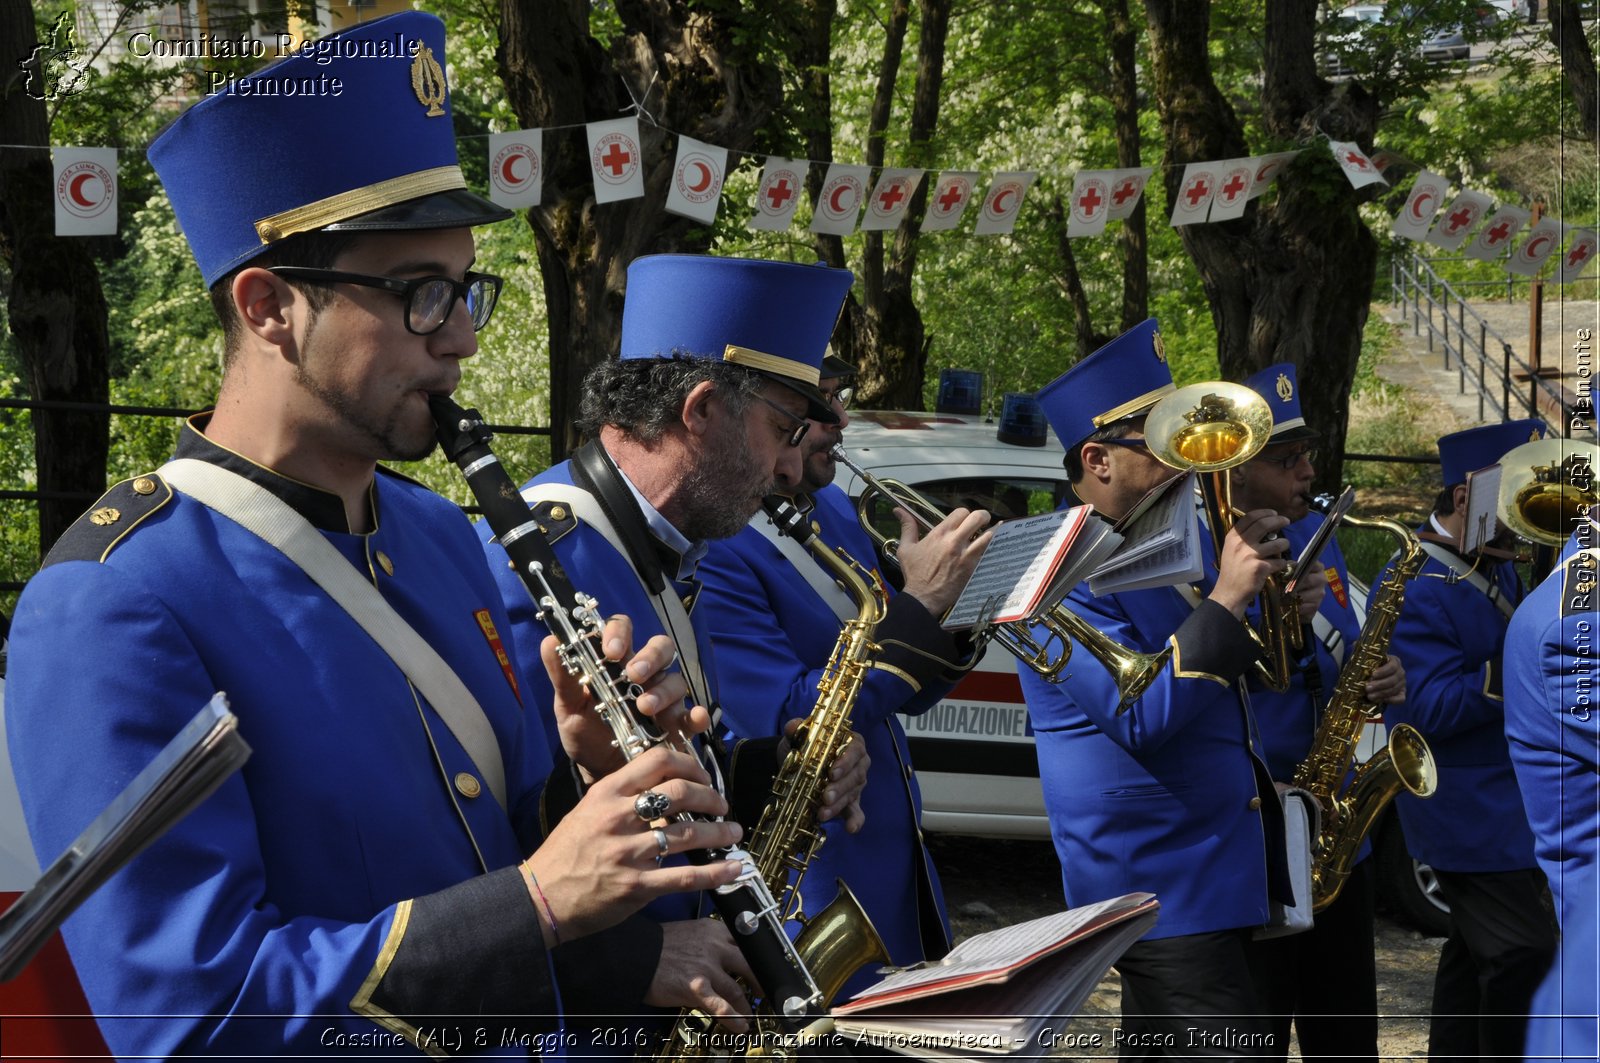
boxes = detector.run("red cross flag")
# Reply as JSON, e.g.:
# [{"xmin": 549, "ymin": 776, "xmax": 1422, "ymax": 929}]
[
  {"xmin": 487, "ymin": 130, "xmax": 542, "ymax": 209},
  {"xmin": 664, "ymin": 135, "xmax": 729, "ymax": 225},
  {"xmin": 1424, "ymin": 189, "xmax": 1493, "ymax": 251},
  {"xmin": 1067, "ymin": 170, "xmax": 1114, "ymax": 237},
  {"xmin": 974, "ymin": 171, "xmax": 1037, "ymax": 235},
  {"xmin": 1169, "ymin": 161, "xmax": 1219, "ymax": 227},
  {"xmin": 810, "ymin": 163, "xmax": 871, "ymax": 235},
  {"xmin": 1206, "ymin": 158, "xmax": 1256, "ymax": 222},
  {"xmin": 1328, "ymin": 140, "xmax": 1387, "ymax": 190},
  {"xmin": 1505, "ymin": 217, "xmax": 1565, "ymax": 277},
  {"xmin": 1555, "ymin": 229, "xmax": 1600, "ymax": 284},
  {"xmin": 749, "ymin": 157, "xmax": 806, "ymax": 232},
  {"xmin": 1463, "ymin": 205, "xmax": 1531, "ymax": 262},
  {"xmin": 584, "ymin": 117, "xmax": 645, "ymax": 205},
  {"xmin": 1367, "ymin": 148, "xmax": 1405, "ymax": 175},
  {"xmin": 861, "ymin": 168, "xmax": 925, "ymax": 232},
  {"xmin": 52, "ymin": 147, "xmax": 117, "ymax": 236},
  {"xmin": 1105, "ymin": 167, "xmax": 1154, "ymax": 222},
  {"xmin": 1245, "ymin": 151, "xmax": 1299, "ymax": 201},
  {"xmin": 1391, "ymin": 170, "xmax": 1447, "ymax": 242},
  {"xmin": 922, "ymin": 171, "xmax": 978, "ymax": 233}
]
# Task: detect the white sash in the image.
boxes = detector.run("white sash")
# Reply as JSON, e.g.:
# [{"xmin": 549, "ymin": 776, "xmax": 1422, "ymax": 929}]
[
  {"xmin": 160, "ymin": 459, "xmax": 507, "ymax": 809},
  {"xmin": 1417, "ymin": 541, "xmax": 1517, "ymax": 620},
  {"xmin": 753, "ymin": 512, "xmax": 854, "ymax": 623}
]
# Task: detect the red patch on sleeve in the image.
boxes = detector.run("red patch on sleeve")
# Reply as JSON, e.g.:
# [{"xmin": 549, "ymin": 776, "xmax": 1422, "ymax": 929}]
[
  {"xmin": 473, "ymin": 608, "xmax": 521, "ymax": 705},
  {"xmin": 1325, "ymin": 568, "xmax": 1348, "ymax": 609}
]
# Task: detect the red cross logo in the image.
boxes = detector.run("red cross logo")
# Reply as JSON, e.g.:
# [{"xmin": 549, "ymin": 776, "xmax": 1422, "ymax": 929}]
[
  {"xmin": 1077, "ymin": 185, "xmax": 1103, "ymax": 214},
  {"xmin": 937, "ymin": 183, "xmax": 966, "ymax": 213},
  {"xmin": 877, "ymin": 181, "xmax": 907, "ymax": 213},
  {"xmin": 1184, "ymin": 177, "xmax": 1211, "ymax": 207},
  {"xmin": 1344, "ymin": 150, "xmax": 1370, "ymax": 171},
  {"xmin": 1220, "ymin": 173, "xmax": 1248, "ymax": 203},
  {"xmin": 1446, "ymin": 206, "xmax": 1476, "ymax": 232},
  {"xmin": 600, "ymin": 142, "xmax": 632, "ymax": 176},
  {"xmin": 765, "ymin": 177, "xmax": 794, "ymax": 210},
  {"xmin": 1113, "ymin": 179, "xmax": 1140, "ymax": 206},
  {"xmin": 1485, "ymin": 221, "xmax": 1513, "ymax": 245},
  {"xmin": 1569, "ymin": 243, "xmax": 1592, "ymax": 267}
]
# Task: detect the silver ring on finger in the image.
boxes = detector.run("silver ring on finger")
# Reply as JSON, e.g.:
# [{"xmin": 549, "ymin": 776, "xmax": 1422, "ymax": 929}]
[
  {"xmin": 652, "ymin": 827, "xmax": 670, "ymax": 864},
  {"xmin": 634, "ymin": 789, "xmax": 672, "ymax": 821}
]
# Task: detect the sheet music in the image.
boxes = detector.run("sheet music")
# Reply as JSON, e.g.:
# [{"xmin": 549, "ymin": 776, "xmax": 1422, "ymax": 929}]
[
  {"xmin": 942, "ymin": 508, "xmax": 1095, "ymax": 629},
  {"xmin": 1463, "ymin": 464, "xmax": 1502, "ymax": 553},
  {"xmin": 1087, "ymin": 472, "xmax": 1201, "ymax": 594}
]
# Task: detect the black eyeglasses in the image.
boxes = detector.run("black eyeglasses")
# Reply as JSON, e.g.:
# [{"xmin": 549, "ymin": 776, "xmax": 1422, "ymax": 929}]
[
  {"xmin": 267, "ymin": 267, "xmax": 503, "ymax": 335},
  {"xmin": 1262, "ymin": 447, "xmax": 1318, "ymax": 470},
  {"xmin": 822, "ymin": 385, "xmax": 855, "ymax": 411},
  {"xmin": 755, "ymin": 394, "xmax": 811, "ymax": 447}
]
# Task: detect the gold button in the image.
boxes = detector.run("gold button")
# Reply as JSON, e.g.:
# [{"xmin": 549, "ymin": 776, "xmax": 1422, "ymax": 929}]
[
  {"xmin": 376, "ymin": 551, "xmax": 394, "ymax": 577},
  {"xmin": 903, "ymin": 764, "xmax": 914, "ymax": 780},
  {"xmin": 1248, "ymin": 796, "xmax": 1263, "ymax": 811},
  {"xmin": 454, "ymin": 772, "xmax": 481, "ymax": 798},
  {"xmin": 132, "ymin": 476, "xmax": 156, "ymax": 495},
  {"xmin": 549, "ymin": 505, "xmax": 567, "ymax": 521}
]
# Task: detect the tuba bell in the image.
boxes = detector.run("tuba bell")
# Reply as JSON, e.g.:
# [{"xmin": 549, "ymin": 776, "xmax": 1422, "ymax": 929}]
[
  {"xmin": 1143, "ymin": 381, "xmax": 1299, "ymax": 691},
  {"xmin": 1495, "ymin": 438, "xmax": 1600, "ymax": 547}
]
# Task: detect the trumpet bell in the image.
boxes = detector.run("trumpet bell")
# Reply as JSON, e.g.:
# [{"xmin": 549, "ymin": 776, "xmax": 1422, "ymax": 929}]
[
  {"xmin": 1495, "ymin": 438, "xmax": 1600, "ymax": 547},
  {"xmin": 1144, "ymin": 381, "xmax": 1276, "ymax": 473}
]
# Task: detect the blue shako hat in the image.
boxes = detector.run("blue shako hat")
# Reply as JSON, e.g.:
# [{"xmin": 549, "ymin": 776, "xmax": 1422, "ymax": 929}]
[
  {"xmin": 1035, "ymin": 318, "xmax": 1175, "ymax": 451},
  {"xmin": 620, "ymin": 255, "xmax": 852, "ymax": 423},
  {"xmin": 149, "ymin": 11, "xmax": 511, "ymax": 287},
  {"xmin": 1437, "ymin": 419, "xmax": 1547, "ymax": 486},
  {"xmin": 1243, "ymin": 362, "xmax": 1318, "ymax": 443}
]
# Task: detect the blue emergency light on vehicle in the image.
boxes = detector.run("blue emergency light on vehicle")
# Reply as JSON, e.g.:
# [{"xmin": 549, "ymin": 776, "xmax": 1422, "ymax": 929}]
[
  {"xmin": 997, "ymin": 393, "xmax": 1048, "ymax": 447},
  {"xmin": 936, "ymin": 369, "xmax": 983, "ymax": 415}
]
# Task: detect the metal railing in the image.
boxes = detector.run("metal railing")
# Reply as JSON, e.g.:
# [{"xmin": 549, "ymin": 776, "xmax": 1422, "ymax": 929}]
[{"xmin": 1388, "ymin": 247, "xmax": 1592, "ymax": 434}]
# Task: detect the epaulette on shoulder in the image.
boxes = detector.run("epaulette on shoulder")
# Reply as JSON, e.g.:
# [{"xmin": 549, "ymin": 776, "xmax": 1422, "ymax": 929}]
[
  {"xmin": 1562, "ymin": 550, "xmax": 1598, "ymax": 617},
  {"xmin": 41, "ymin": 473, "xmax": 174, "ymax": 569},
  {"xmin": 528, "ymin": 498, "xmax": 579, "ymax": 546}
]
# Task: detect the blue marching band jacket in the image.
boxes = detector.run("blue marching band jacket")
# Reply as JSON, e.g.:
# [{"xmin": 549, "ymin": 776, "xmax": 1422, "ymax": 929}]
[{"xmin": 696, "ymin": 484, "xmax": 964, "ymax": 997}]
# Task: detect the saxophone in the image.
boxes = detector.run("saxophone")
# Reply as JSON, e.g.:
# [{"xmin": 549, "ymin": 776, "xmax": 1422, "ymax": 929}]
[
  {"xmin": 659, "ymin": 495, "xmax": 891, "ymax": 1060},
  {"xmin": 1291, "ymin": 512, "xmax": 1438, "ymax": 911}
]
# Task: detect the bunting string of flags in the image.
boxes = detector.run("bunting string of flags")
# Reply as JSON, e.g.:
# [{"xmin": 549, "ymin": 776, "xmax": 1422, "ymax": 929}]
[{"xmin": 17, "ymin": 123, "xmax": 1597, "ymax": 285}]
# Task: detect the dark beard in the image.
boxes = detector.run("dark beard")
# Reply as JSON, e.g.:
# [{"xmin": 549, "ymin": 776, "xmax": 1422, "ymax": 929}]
[
  {"xmin": 676, "ymin": 424, "xmax": 775, "ymax": 542},
  {"xmin": 295, "ymin": 315, "xmax": 437, "ymax": 462}
]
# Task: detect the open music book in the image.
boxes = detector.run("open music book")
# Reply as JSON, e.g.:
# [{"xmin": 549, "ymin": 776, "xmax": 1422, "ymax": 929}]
[
  {"xmin": 940, "ymin": 506, "xmax": 1123, "ymax": 630},
  {"xmin": 1087, "ymin": 471, "xmax": 1203, "ymax": 596},
  {"xmin": 1287, "ymin": 485, "xmax": 1355, "ymax": 593},
  {"xmin": 1463, "ymin": 464, "xmax": 1503, "ymax": 554},
  {"xmin": 0, "ymin": 694, "xmax": 250, "ymax": 982},
  {"xmin": 831, "ymin": 892, "xmax": 1159, "ymax": 1057}
]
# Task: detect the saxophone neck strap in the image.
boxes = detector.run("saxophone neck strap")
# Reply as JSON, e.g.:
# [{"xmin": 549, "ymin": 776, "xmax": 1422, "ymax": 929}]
[
  {"xmin": 1417, "ymin": 541, "xmax": 1517, "ymax": 620},
  {"xmin": 159, "ymin": 457, "xmax": 508, "ymax": 810},
  {"xmin": 755, "ymin": 495, "xmax": 856, "ymax": 623},
  {"xmin": 1310, "ymin": 611, "xmax": 1348, "ymax": 668}
]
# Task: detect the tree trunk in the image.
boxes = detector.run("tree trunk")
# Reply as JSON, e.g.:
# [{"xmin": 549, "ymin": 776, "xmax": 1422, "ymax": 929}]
[
  {"xmin": 1549, "ymin": 1, "xmax": 1599, "ymax": 141},
  {"xmin": 496, "ymin": 0, "xmax": 782, "ymax": 458},
  {"xmin": 0, "ymin": 0, "xmax": 111, "ymax": 557},
  {"xmin": 1103, "ymin": 0, "xmax": 1148, "ymax": 332},
  {"xmin": 1144, "ymin": 0, "xmax": 1379, "ymax": 494},
  {"xmin": 1046, "ymin": 196, "xmax": 1108, "ymax": 359}
]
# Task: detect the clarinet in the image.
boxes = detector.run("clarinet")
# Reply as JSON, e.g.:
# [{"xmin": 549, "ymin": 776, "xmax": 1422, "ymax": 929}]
[{"xmin": 429, "ymin": 394, "xmax": 835, "ymax": 1046}]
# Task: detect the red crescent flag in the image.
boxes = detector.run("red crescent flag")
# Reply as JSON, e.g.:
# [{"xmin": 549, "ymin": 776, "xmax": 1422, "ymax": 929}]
[
  {"xmin": 1328, "ymin": 139, "xmax": 1388, "ymax": 190},
  {"xmin": 486, "ymin": 129, "xmax": 542, "ymax": 209},
  {"xmin": 922, "ymin": 171, "xmax": 978, "ymax": 233},
  {"xmin": 1245, "ymin": 151, "xmax": 1299, "ymax": 201},
  {"xmin": 861, "ymin": 168, "xmax": 926, "ymax": 232},
  {"xmin": 584, "ymin": 117, "xmax": 645, "ymax": 205},
  {"xmin": 809, "ymin": 163, "xmax": 870, "ymax": 236},
  {"xmin": 974, "ymin": 171, "xmax": 1037, "ymax": 235},
  {"xmin": 52, "ymin": 147, "xmax": 118, "ymax": 237},
  {"xmin": 663, "ymin": 135, "xmax": 729, "ymax": 226},
  {"xmin": 749, "ymin": 157, "xmax": 806, "ymax": 233},
  {"xmin": 1555, "ymin": 228, "xmax": 1600, "ymax": 284},
  {"xmin": 1505, "ymin": 217, "xmax": 1565, "ymax": 277},
  {"xmin": 1067, "ymin": 170, "xmax": 1115, "ymax": 237},
  {"xmin": 1391, "ymin": 170, "xmax": 1447, "ymax": 242}
]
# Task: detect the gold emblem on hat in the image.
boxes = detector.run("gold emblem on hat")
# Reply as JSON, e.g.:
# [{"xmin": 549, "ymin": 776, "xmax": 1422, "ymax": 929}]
[
  {"xmin": 411, "ymin": 43, "xmax": 447, "ymax": 118},
  {"xmin": 1152, "ymin": 331, "xmax": 1166, "ymax": 363},
  {"xmin": 90, "ymin": 507, "xmax": 121, "ymax": 526},
  {"xmin": 1276, "ymin": 372, "xmax": 1293, "ymax": 403},
  {"xmin": 1530, "ymin": 427, "xmax": 1542, "ymax": 442}
]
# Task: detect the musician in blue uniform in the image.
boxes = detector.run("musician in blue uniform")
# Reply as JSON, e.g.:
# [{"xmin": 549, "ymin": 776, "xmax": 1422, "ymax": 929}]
[
  {"xmin": 1229, "ymin": 362, "xmax": 1406, "ymax": 1061},
  {"xmin": 3, "ymin": 14, "xmax": 745, "ymax": 1057},
  {"xmin": 479, "ymin": 254, "xmax": 871, "ymax": 1033},
  {"xmin": 1020, "ymin": 319, "xmax": 1295, "ymax": 1057},
  {"xmin": 1383, "ymin": 419, "xmax": 1558, "ymax": 1062},
  {"xmin": 1505, "ymin": 506, "xmax": 1599, "ymax": 1061},
  {"xmin": 695, "ymin": 357, "xmax": 990, "ymax": 997}
]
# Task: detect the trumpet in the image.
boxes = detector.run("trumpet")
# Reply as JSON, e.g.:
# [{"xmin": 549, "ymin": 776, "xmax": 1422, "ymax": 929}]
[
  {"xmin": 1143, "ymin": 381, "xmax": 1297, "ymax": 692},
  {"xmin": 830, "ymin": 445, "xmax": 1170, "ymax": 712}
]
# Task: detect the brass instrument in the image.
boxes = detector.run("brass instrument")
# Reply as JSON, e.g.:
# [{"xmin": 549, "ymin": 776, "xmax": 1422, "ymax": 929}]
[
  {"xmin": 1495, "ymin": 438, "xmax": 1600, "ymax": 548},
  {"xmin": 658, "ymin": 495, "xmax": 890, "ymax": 1060},
  {"xmin": 831, "ymin": 446, "xmax": 1171, "ymax": 712},
  {"xmin": 1144, "ymin": 381, "xmax": 1296, "ymax": 692},
  {"xmin": 1290, "ymin": 512, "xmax": 1437, "ymax": 911}
]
